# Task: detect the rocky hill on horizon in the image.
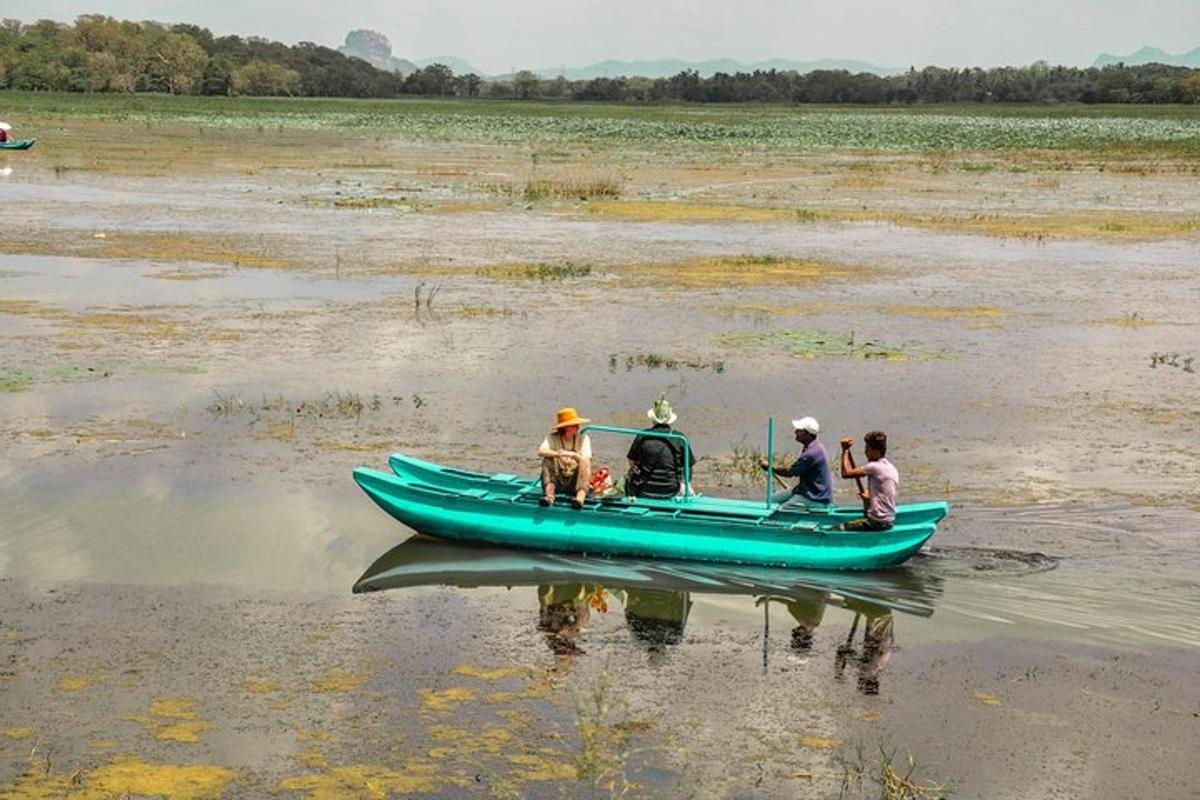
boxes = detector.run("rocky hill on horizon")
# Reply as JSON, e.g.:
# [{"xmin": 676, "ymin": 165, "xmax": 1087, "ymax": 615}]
[
  {"xmin": 338, "ymin": 30, "xmax": 417, "ymax": 75},
  {"xmin": 1093, "ymin": 45, "xmax": 1200, "ymax": 68}
]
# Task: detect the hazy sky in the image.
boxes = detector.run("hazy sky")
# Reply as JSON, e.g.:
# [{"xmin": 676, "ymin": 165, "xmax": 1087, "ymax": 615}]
[{"xmin": 12, "ymin": 0, "xmax": 1200, "ymax": 73}]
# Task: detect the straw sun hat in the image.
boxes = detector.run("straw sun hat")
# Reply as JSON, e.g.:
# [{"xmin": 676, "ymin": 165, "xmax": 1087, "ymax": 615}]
[{"xmin": 551, "ymin": 407, "xmax": 590, "ymax": 429}]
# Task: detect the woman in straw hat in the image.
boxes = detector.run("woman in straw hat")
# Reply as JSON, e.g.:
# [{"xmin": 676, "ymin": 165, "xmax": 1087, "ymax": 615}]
[{"xmin": 536, "ymin": 407, "xmax": 593, "ymax": 509}]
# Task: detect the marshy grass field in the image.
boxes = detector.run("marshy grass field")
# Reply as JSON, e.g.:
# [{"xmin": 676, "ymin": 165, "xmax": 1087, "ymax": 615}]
[{"xmin": 1, "ymin": 91, "xmax": 1198, "ymax": 798}]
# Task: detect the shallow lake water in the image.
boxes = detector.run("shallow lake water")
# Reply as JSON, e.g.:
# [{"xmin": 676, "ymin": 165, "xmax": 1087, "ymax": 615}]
[{"xmin": 1, "ymin": 119, "xmax": 1198, "ymax": 798}]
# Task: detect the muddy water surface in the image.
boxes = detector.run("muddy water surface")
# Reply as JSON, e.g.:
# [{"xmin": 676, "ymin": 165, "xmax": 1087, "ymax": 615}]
[{"xmin": 1, "ymin": 116, "xmax": 1198, "ymax": 798}]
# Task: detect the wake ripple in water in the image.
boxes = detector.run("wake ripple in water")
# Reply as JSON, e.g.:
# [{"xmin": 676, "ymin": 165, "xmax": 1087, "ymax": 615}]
[{"xmin": 919, "ymin": 545, "xmax": 1060, "ymax": 577}]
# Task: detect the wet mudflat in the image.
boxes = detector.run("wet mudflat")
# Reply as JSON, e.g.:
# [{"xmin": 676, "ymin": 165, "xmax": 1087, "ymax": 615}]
[{"xmin": 1, "ymin": 97, "xmax": 1199, "ymax": 798}]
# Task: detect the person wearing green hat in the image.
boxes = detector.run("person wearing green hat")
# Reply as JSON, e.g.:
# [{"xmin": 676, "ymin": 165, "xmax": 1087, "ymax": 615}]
[{"xmin": 624, "ymin": 394, "xmax": 697, "ymax": 499}]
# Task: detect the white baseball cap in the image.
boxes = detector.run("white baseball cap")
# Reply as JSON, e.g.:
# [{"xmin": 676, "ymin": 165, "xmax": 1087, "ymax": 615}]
[{"xmin": 791, "ymin": 417, "xmax": 819, "ymax": 434}]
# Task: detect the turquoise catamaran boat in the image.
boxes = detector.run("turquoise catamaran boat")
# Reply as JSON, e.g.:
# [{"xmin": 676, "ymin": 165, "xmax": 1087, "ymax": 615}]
[{"xmin": 354, "ymin": 424, "xmax": 949, "ymax": 571}]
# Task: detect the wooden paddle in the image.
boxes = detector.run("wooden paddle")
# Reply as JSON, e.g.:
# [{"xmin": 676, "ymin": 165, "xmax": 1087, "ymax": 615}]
[{"xmin": 844, "ymin": 443, "xmax": 869, "ymax": 514}]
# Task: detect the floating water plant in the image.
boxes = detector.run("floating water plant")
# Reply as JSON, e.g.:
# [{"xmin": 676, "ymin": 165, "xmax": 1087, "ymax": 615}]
[
  {"xmin": 1150, "ymin": 352, "xmax": 1196, "ymax": 373},
  {"xmin": 0, "ymin": 366, "xmax": 35, "ymax": 393},
  {"xmin": 608, "ymin": 352, "xmax": 725, "ymax": 373},
  {"xmin": 519, "ymin": 175, "xmax": 622, "ymax": 201},
  {"xmin": 476, "ymin": 262, "xmax": 592, "ymax": 281},
  {"xmin": 716, "ymin": 329, "xmax": 948, "ymax": 361}
]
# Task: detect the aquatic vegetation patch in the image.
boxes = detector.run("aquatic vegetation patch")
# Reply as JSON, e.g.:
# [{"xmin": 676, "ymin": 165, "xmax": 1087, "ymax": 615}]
[
  {"xmin": 717, "ymin": 329, "xmax": 949, "ymax": 361},
  {"xmin": 56, "ymin": 673, "xmax": 105, "ymax": 692},
  {"xmin": 586, "ymin": 199, "xmax": 798, "ymax": 224},
  {"xmin": 311, "ymin": 669, "xmax": 370, "ymax": 693},
  {"xmin": 207, "ymin": 390, "xmax": 371, "ymax": 421},
  {"xmin": 0, "ymin": 297, "xmax": 182, "ymax": 340},
  {"xmin": 799, "ymin": 733, "xmax": 842, "ymax": 749},
  {"xmin": 0, "ymin": 728, "xmax": 34, "ymax": 740},
  {"xmin": 971, "ymin": 691, "xmax": 1003, "ymax": 707},
  {"xmin": 454, "ymin": 305, "xmax": 515, "ymax": 318},
  {"xmin": 91, "ymin": 232, "xmax": 297, "ymax": 270},
  {"xmin": 240, "ymin": 677, "xmax": 281, "ymax": 694},
  {"xmin": 711, "ymin": 437, "xmax": 793, "ymax": 485},
  {"xmin": 276, "ymin": 764, "xmax": 441, "ymax": 799},
  {"xmin": 839, "ymin": 743, "xmax": 946, "ymax": 800},
  {"xmin": 1099, "ymin": 311, "xmax": 1162, "ymax": 327},
  {"xmin": 1149, "ymin": 352, "xmax": 1196, "ymax": 373},
  {"xmin": 135, "ymin": 363, "xmax": 206, "ymax": 375},
  {"xmin": 514, "ymin": 175, "xmax": 623, "ymax": 201},
  {"xmin": 123, "ymin": 698, "xmax": 214, "ymax": 743},
  {"xmin": 0, "ymin": 366, "xmax": 35, "ymax": 393},
  {"xmin": 420, "ymin": 686, "xmax": 475, "ymax": 712},
  {"xmin": 452, "ymin": 665, "xmax": 531, "ymax": 681},
  {"xmin": 293, "ymin": 746, "xmax": 328, "ymax": 770},
  {"xmin": 146, "ymin": 266, "xmax": 228, "ymax": 281},
  {"xmin": 476, "ymin": 261, "xmax": 592, "ymax": 281},
  {"xmin": 608, "ymin": 352, "xmax": 725, "ymax": 373},
  {"xmin": 585, "ymin": 200, "xmax": 1200, "ymax": 240},
  {"xmin": 571, "ymin": 670, "xmax": 663, "ymax": 800},
  {"xmin": 624, "ymin": 254, "xmax": 865, "ymax": 289},
  {"xmin": 0, "ymin": 755, "xmax": 237, "ymax": 800},
  {"xmin": 506, "ymin": 753, "xmax": 578, "ymax": 782},
  {"xmin": 333, "ymin": 196, "xmax": 423, "ymax": 211},
  {"xmin": 880, "ymin": 304, "xmax": 1012, "ymax": 322},
  {"xmin": 53, "ymin": 364, "xmax": 114, "ymax": 382},
  {"xmin": 713, "ymin": 301, "xmax": 854, "ymax": 318},
  {"xmin": 12, "ymin": 94, "xmax": 1200, "ymax": 156}
]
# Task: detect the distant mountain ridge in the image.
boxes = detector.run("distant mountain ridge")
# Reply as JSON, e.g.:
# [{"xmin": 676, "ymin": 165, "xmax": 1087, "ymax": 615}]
[
  {"xmin": 1093, "ymin": 45, "xmax": 1200, "ymax": 68},
  {"xmin": 524, "ymin": 57, "xmax": 900, "ymax": 80}
]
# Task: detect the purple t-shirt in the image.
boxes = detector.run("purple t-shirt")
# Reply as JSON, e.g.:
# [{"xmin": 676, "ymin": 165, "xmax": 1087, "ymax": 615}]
[{"xmin": 862, "ymin": 458, "xmax": 899, "ymax": 523}]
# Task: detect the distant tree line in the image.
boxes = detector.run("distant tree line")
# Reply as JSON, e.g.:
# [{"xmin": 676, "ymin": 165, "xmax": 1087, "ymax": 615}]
[{"xmin": 3, "ymin": 16, "xmax": 1200, "ymax": 104}]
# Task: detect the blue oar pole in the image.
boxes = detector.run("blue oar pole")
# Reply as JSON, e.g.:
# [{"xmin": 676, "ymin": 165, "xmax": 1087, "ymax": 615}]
[{"xmin": 765, "ymin": 416, "xmax": 774, "ymax": 508}]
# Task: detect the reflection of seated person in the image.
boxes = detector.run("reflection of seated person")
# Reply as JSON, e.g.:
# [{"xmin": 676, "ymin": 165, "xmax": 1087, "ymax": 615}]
[
  {"xmin": 625, "ymin": 395, "xmax": 697, "ymax": 499},
  {"xmin": 756, "ymin": 590, "xmax": 828, "ymax": 652},
  {"xmin": 834, "ymin": 599, "xmax": 895, "ymax": 696},
  {"xmin": 537, "ymin": 583, "xmax": 592, "ymax": 655},
  {"xmin": 623, "ymin": 588, "xmax": 691, "ymax": 659},
  {"xmin": 785, "ymin": 591, "xmax": 827, "ymax": 652}
]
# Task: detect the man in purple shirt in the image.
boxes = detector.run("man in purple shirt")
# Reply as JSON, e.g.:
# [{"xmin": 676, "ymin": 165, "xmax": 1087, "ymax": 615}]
[
  {"xmin": 759, "ymin": 416, "xmax": 833, "ymax": 510},
  {"xmin": 838, "ymin": 430, "xmax": 899, "ymax": 531}
]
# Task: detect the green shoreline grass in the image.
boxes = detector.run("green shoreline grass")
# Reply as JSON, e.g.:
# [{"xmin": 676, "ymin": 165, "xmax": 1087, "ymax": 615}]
[{"xmin": 4, "ymin": 91, "xmax": 1199, "ymax": 155}]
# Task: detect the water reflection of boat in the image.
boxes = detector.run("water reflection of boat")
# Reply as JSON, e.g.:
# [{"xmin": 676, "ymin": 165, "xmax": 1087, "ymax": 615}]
[
  {"xmin": 357, "ymin": 537, "xmax": 937, "ymax": 691},
  {"xmin": 353, "ymin": 452, "xmax": 949, "ymax": 570},
  {"xmin": 353, "ymin": 536, "xmax": 941, "ymax": 618}
]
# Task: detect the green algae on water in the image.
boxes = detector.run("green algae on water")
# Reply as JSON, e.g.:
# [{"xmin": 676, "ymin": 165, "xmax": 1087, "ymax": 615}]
[
  {"xmin": 716, "ymin": 329, "xmax": 950, "ymax": 360},
  {"xmin": 0, "ymin": 366, "xmax": 35, "ymax": 393}
]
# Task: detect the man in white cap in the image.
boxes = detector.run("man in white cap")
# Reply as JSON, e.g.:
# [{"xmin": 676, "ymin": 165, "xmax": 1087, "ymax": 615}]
[{"xmin": 758, "ymin": 416, "xmax": 833, "ymax": 510}]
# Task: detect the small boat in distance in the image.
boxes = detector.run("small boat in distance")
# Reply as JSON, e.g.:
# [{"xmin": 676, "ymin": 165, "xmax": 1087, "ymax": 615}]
[
  {"xmin": 354, "ymin": 425, "xmax": 949, "ymax": 571},
  {"xmin": 0, "ymin": 139, "xmax": 36, "ymax": 150}
]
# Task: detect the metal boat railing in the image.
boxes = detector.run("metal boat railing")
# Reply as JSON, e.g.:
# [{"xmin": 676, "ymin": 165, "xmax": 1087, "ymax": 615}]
[{"xmin": 580, "ymin": 423, "xmax": 693, "ymax": 503}]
